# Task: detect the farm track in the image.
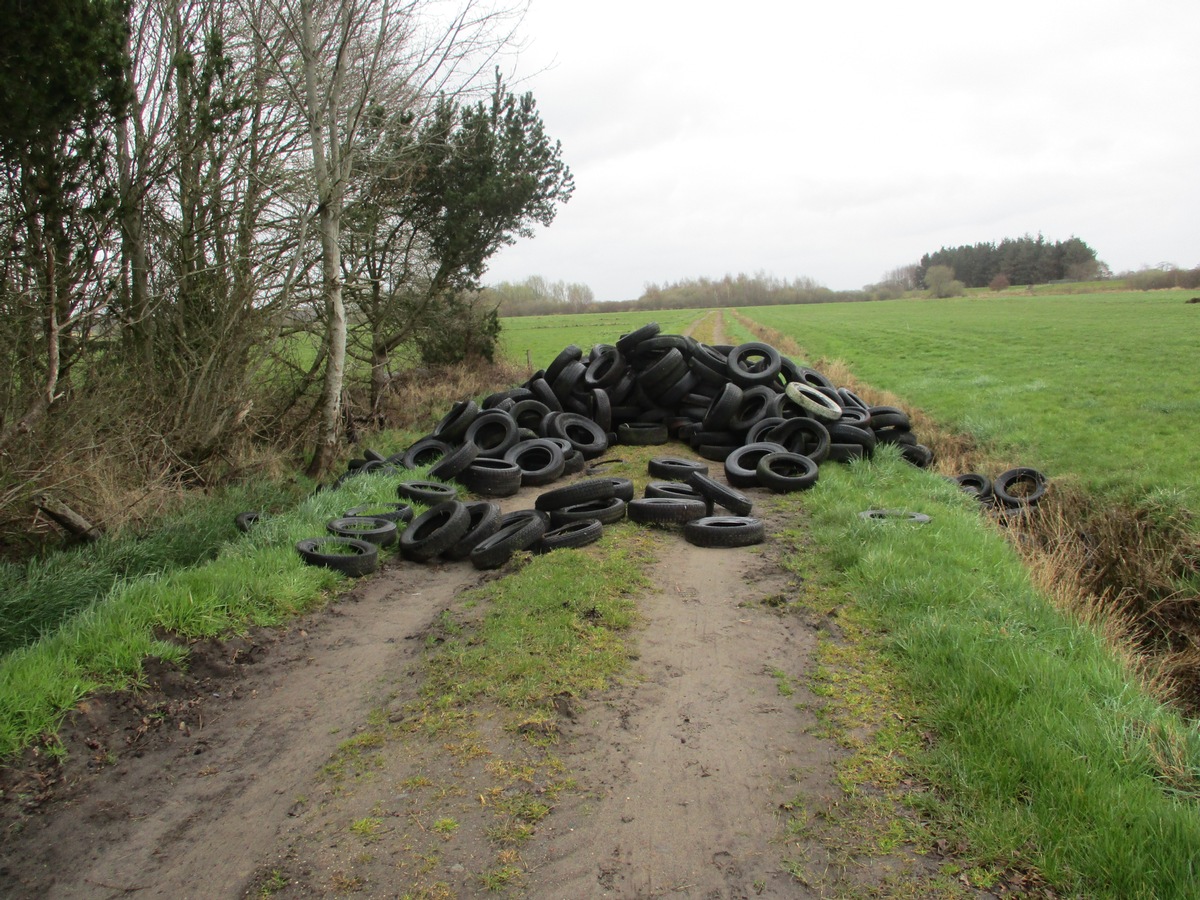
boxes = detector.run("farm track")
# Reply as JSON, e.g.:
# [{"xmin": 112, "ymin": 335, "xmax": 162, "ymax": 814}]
[{"xmin": 0, "ymin": 470, "xmax": 949, "ymax": 898}]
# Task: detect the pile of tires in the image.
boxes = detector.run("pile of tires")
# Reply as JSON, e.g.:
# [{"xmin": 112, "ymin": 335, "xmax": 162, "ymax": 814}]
[
  {"xmin": 952, "ymin": 467, "xmax": 1048, "ymax": 511},
  {"xmin": 293, "ymin": 322, "xmax": 943, "ymax": 573}
]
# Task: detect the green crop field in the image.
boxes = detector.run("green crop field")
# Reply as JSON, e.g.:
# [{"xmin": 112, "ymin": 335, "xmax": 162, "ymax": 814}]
[
  {"xmin": 738, "ymin": 291, "xmax": 1200, "ymax": 504},
  {"xmin": 499, "ymin": 309, "xmax": 702, "ymax": 373}
]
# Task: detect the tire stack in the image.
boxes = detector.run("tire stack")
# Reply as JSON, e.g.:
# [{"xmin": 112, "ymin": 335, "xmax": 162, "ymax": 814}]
[{"xmin": 295, "ymin": 322, "xmax": 945, "ymax": 573}]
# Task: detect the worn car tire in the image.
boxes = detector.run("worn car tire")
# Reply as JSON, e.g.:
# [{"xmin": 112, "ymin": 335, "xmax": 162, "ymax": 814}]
[
  {"xmin": 647, "ymin": 456, "xmax": 709, "ymax": 480},
  {"xmin": 549, "ymin": 496, "xmax": 627, "ymax": 527},
  {"xmin": 627, "ymin": 497, "xmax": 707, "ymax": 526},
  {"xmin": 397, "ymin": 480, "xmax": 459, "ymax": 505},
  {"xmin": 756, "ymin": 451, "xmax": 819, "ymax": 493},
  {"xmin": 683, "ymin": 516, "xmax": 765, "ymax": 548},
  {"xmin": 398, "ymin": 500, "xmax": 471, "ymax": 561},
  {"xmin": 296, "ymin": 537, "xmax": 379, "ymax": 577},
  {"xmin": 685, "ymin": 471, "xmax": 753, "ymax": 517},
  {"xmin": 536, "ymin": 518, "xmax": 604, "ymax": 553},
  {"xmin": 470, "ymin": 515, "xmax": 548, "ymax": 569},
  {"xmin": 536, "ymin": 478, "xmax": 616, "ymax": 512},
  {"xmin": 993, "ymin": 467, "xmax": 1047, "ymax": 508},
  {"xmin": 443, "ymin": 501, "xmax": 502, "ymax": 561},
  {"xmin": 326, "ymin": 516, "xmax": 398, "ymax": 547},
  {"xmin": 723, "ymin": 441, "xmax": 787, "ymax": 489}
]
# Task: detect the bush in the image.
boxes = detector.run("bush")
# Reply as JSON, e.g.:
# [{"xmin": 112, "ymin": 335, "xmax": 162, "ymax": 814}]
[
  {"xmin": 925, "ymin": 265, "xmax": 965, "ymax": 298},
  {"xmin": 989, "ymin": 273, "xmax": 1011, "ymax": 292}
]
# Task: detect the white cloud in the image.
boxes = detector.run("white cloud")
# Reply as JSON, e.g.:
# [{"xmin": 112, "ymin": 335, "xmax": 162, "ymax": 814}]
[{"xmin": 486, "ymin": 0, "xmax": 1200, "ymax": 298}]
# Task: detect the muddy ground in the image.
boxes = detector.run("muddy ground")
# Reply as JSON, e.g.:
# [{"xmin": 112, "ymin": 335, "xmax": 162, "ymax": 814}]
[{"xmin": 0, "ymin": 471, "xmax": 950, "ymax": 899}]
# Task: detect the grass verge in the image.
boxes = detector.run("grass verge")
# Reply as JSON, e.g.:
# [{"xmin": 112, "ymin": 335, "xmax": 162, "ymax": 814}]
[
  {"xmin": 0, "ymin": 469, "xmax": 432, "ymax": 759},
  {"xmin": 789, "ymin": 447, "xmax": 1200, "ymax": 898}
]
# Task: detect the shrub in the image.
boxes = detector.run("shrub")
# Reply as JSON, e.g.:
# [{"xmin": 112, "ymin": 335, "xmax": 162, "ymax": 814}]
[{"xmin": 989, "ymin": 273, "xmax": 1011, "ymax": 292}]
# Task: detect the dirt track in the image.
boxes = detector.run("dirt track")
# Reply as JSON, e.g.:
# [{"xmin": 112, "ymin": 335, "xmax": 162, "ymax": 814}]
[{"xmin": 0, "ymin": 468, "xmax": 940, "ymax": 898}]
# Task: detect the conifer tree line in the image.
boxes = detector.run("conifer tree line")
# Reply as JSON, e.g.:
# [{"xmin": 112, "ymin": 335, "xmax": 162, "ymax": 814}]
[
  {"xmin": 914, "ymin": 234, "xmax": 1104, "ymax": 289},
  {"xmin": 0, "ymin": 0, "xmax": 572, "ymax": 490}
]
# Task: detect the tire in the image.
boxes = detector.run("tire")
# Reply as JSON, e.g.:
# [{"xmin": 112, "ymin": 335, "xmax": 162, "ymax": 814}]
[
  {"xmin": 296, "ymin": 537, "xmax": 379, "ymax": 577},
  {"xmin": 768, "ymin": 417, "xmax": 831, "ymax": 464},
  {"xmin": 836, "ymin": 406, "xmax": 872, "ymax": 429},
  {"xmin": 726, "ymin": 342, "xmax": 782, "ymax": 387},
  {"xmin": 549, "ymin": 413, "xmax": 609, "ymax": 459},
  {"xmin": 584, "ymin": 347, "xmax": 628, "ymax": 389},
  {"xmin": 784, "ymin": 382, "xmax": 842, "ymax": 421},
  {"xmin": 615, "ymin": 321, "xmax": 661, "ymax": 356},
  {"xmin": 399, "ymin": 500, "xmax": 472, "ymax": 561},
  {"xmin": 235, "ymin": 511, "xmax": 261, "ymax": 533},
  {"xmin": 545, "ymin": 344, "xmax": 583, "ymax": 386},
  {"xmin": 626, "ymin": 497, "xmax": 708, "ymax": 526},
  {"xmin": 617, "ymin": 422, "xmax": 669, "ymax": 445},
  {"xmin": 723, "ymin": 441, "xmax": 787, "ymax": 489},
  {"xmin": 459, "ymin": 458, "xmax": 523, "ymax": 497},
  {"xmin": 601, "ymin": 477, "xmax": 636, "ymax": 502},
  {"xmin": 993, "ymin": 467, "xmax": 1047, "ymax": 508},
  {"xmin": 953, "ymin": 473, "xmax": 994, "ymax": 503},
  {"xmin": 590, "ymin": 388, "xmax": 613, "ymax": 433},
  {"xmin": 827, "ymin": 443, "xmax": 865, "ymax": 464},
  {"xmin": 549, "ymin": 497, "xmax": 627, "ymax": 527},
  {"xmin": 464, "ymin": 410, "xmax": 520, "ymax": 458},
  {"xmin": 510, "ymin": 399, "xmax": 552, "ymax": 432},
  {"xmin": 535, "ymin": 477, "xmax": 616, "ymax": 512},
  {"xmin": 858, "ymin": 509, "xmax": 932, "ymax": 524},
  {"xmin": 647, "ymin": 457, "xmax": 709, "ymax": 480},
  {"xmin": 683, "ymin": 516, "xmax": 765, "ymax": 548},
  {"xmin": 868, "ymin": 406, "xmax": 911, "ymax": 430},
  {"xmin": 499, "ymin": 508, "xmax": 552, "ymax": 530},
  {"xmin": 528, "ymin": 376, "xmax": 563, "ymax": 412},
  {"xmin": 703, "ymin": 383, "xmax": 744, "ymax": 431},
  {"xmin": 345, "ymin": 503, "xmax": 414, "ymax": 524},
  {"xmin": 645, "ymin": 481, "xmax": 708, "ymax": 505},
  {"xmin": 756, "ymin": 452, "xmax": 819, "ymax": 493},
  {"xmin": 427, "ymin": 440, "xmax": 480, "ymax": 480},
  {"xmin": 874, "ymin": 426, "xmax": 916, "ymax": 446},
  {"xmin": 397, "ymin": 480, "xmax": 459, "ymax": 505},
  {"xmin": 401, "ymin": 437, "xmax": 452, "ymax": 470},
  {"xmin": 901, "ymin": 443, "xmax": 934, "ymax": 469},
  {"xmin": 828, "ymin": 422, "xmax": 877, "ymax": 456},
  {"xmin": 551, "ymin": 359, "xmax": 587, "ymax": 404},
  {"xmin": 504, "ymin": 438, "xmax": 566, "ymax": 486},
  {"xmin": 443, "ymin": 501, "xmax": 502, "ymax": 561},
  {"xmin": 685, "ymin": 471, "xmax": 753, "ymax": 517},
  {"xmin": 728, "ymin": 386, "xmax": 776, "ymax": 434},
  {"xmin": 536, "ymin": 518, "xmax": 604, "ymax": 553},
  {"xmin": 433, "ymin": 400, "xmax": 479, "ymax": 443},
  {"xmin": 470, "ymin": 515, "xmax": 548, "ymax": 569},
  {"xmin": 562, "ymin": 449, "xmax": 586, "ymax": 475},
  {"xmin": 326, "ymin": 516, "xmax": 399, "ymax": 547},
  {"xmin": 697, "ymin": 444, "xmax": 737, "ymax": 462}
]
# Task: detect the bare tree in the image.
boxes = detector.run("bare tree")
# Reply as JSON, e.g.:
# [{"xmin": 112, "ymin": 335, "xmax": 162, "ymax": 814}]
[{"xmin": 248, "ymin": 0, "xmax": 523, "ymax": 476}]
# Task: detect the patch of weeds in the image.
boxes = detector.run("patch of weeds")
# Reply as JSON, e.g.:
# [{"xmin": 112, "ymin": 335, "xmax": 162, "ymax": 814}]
[
  {"xmin": 349, "ymin": 816, "xmax": 384, "ymax": 840},
  {"xmin": 400, "ymin": 774, "xmax": 433, "ymax": 790},
  {"xmin": 479, "ymin": 851, "xmax": 524, "ymax": 891},
  {"xmin": 431, "ymin": 817, "xmax": 459, "ymax": 836},
  {"xmin": 767, "ymin": 665, "xmax": 794, "ymax": 697},
  {"xmin": 329, "ymin": 870, "xmax": 365, "ymax": 892},
  {"xmin": 257, "ymin": 869, "xmax": 288, "ymax": 897}
]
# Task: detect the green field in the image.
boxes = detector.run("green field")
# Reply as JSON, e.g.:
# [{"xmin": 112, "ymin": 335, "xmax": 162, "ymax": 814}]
[
  {"xmin": 738, "ymin": 291, "xmax": 1199, "ymax": 504},
  {"xmin": 499, "ymin": 309, "xmax": 702, "ymax": 372}
]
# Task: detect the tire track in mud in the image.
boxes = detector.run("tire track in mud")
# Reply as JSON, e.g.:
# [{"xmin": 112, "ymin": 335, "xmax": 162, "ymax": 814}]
[
  {"xmin": 522, "ymin": 530, "xmax": 832, "ymax": 898},
  {"xmin": 0, "ymin": 563, "xmax": 487, "ymax": 899}
]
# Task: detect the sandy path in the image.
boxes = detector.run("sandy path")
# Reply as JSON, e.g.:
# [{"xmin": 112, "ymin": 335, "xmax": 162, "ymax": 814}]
[
  {"xmin": 1, "ymin": 464, "xmax": 898, "ymax": 898},
  {"xmin": 524, "ymin": 535, "xmax": 829, "ymax": 898}
]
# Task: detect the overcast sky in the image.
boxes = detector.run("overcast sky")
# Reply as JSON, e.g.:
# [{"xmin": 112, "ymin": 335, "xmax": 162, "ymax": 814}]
[{"xmin": 482, "ymin": 0, "xmax": 1200, "ymax": 301}]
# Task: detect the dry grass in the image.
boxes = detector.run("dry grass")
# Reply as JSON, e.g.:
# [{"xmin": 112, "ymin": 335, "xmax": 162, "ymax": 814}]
[
  {"xmin": 731, "ymin": 310, "xmax": 1200, "ymax": 714},
  {"xmin": 1, "ymin": 357, "xmax": 526, "ymax": 560}
]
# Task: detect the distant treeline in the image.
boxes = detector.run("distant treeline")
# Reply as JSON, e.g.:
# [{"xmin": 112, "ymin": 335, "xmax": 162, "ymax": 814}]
[
  {"xmin": 485, "ymin": 273, "xmax": 875, "ymax": 317},
  {"xmin": 915, "ymin": 235, "xmax": 1104, "ymax": 288}
]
